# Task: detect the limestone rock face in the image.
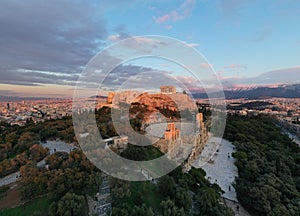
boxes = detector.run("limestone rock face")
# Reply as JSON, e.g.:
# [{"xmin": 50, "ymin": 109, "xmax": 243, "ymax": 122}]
[
  {"xmin": 107, "ymin": 91, "xmax": 196, "ymax": 111},
  {"xmin": 107, "ymin": 91, "xmax": 141, "ymax": 105},
  {"xmin": 169, "ymin": 93, "xmax": 197, "ymax": 111},
  {"xmin": 133, "ymin": 93, "xmax": 177, "ymax": 111},
  {"xmin": 106, "ymin": 92, "xmax": 115, "ymax": 104},
  {"xmin": 132, "ymin": 93, "xmax": 197, "ymax": 112}
]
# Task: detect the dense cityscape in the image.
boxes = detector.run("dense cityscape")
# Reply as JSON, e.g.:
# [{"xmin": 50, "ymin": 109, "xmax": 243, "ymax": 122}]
[{"xmin": 1, "ymin": 96, "xmax": 299, "ymax": 131}]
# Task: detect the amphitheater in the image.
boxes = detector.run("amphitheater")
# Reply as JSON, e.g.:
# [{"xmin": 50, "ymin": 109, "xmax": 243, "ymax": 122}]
[{"xmin": 145, "ymin": 120, "xmax": 209, "ymax": 171}]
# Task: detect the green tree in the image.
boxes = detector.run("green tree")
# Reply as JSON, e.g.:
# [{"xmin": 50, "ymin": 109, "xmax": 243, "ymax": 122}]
[
  {"xmin": 132, "ymin": 204, "xmax": 155, "ymax": 216},
  {"xmin": 49, "ymin": 192, "xmax": 85, "ymax": 216},
  {"xmin": 174, "ymin": 187, "xmax": 192, "ymax": 211},
  {"xmin": 160, "ymin": 199, "xmax": 185, "ymax": 216},
  {"xmin": 194, "ymin": 187, "xmax": 219, "ymax": 215},
  {"xmin": 157, "ymin": 175, "xmax": 175, "ymax": 198}
]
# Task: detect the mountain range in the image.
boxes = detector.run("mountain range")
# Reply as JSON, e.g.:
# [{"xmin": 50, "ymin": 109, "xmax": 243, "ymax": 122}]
[
  {"xmin": 192, "ymin": 84, "xmax": 300, "ymax": 99},
  {"xmin": 1, "ymin": 84, "xmax": 299, "ymax": 102},
  {"xmin": 0, "ymin": 95, "xmax": 58, "ymax": 102}
]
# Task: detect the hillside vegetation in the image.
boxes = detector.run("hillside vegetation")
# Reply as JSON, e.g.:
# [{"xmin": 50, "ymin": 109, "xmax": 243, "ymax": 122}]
[{"xmin": 225, "ymin": 115, "xmax": 300, "ymax": 216}]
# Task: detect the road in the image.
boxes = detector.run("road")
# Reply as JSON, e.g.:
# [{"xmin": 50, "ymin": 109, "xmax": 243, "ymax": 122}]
[{"xmin": 0, "ymin": 140, "xmax": 77, "ymax": 187}]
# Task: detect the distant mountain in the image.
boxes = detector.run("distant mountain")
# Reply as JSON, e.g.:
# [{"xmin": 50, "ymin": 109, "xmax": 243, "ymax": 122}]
[
  {"xmin": 227, "ymin": 101, "xmax": 273, "ymax": 110},
  {"xmin": 89, "ymin": 95, "xmax": 107, "ymax": 99},
  {"xmin": 0, "ymin": 95, "xmax": 56, "ymax": 102},
  {"xmin": 0, "ymin": 94, "xmax": 107, "ymax": 102},
  {"xmin": 192, "ymin": 84, "xmax": 300, "ymax": 99},
  {"xmin": 2, "ymin": 84, "xmax": 299, "ymax": 102}
]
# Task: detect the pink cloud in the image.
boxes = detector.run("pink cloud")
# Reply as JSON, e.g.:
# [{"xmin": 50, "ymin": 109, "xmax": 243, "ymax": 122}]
[
  {"xmin": 169, "ymin": 11, "xmax": 185, "ymax": 21},
  {"xmin": 223, "ymin": 64, "xmax": 247, "ymax": 69},
  {"xmin": 200, "ymin": 63, "xmax": 213, "ymax": 69},
  {"xmin": 155, "ymin": 14, "xmax": 171, "ymax": 24},
  {"xmin": 186, "ymin": 43, "xmax": 199, "ymax": 47},
  {"xmin": 186, "ymin": 34, "xmax": 195, "ymax": 39},
  {"xmin": 154, "ymin": 0, "xmax": 196, "ymax": 24},
  {"xmin": 165, "ymin": 25, "xmax": 173, "ymax": 30},
  {"xmin": 161, "ymin": 63, "xmax": 170, "ymax": 67},
  {"xmin": 108, "ymin": 34, "xmax": 121, "ymax": 42},
  {"xmin": 182, "ymin": 41, "xmax": 199, "ymax": 47}
]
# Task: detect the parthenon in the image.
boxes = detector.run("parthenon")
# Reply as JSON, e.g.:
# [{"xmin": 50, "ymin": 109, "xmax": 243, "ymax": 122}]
[{"xmin": 160, "ymin": 86, "xmax": 176, "ymax": 94}]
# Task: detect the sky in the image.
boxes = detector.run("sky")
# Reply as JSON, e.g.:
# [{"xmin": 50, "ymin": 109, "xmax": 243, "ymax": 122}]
[{"xmin": 0, "ymin": 0, "xmax": 299, "ymax": 97}]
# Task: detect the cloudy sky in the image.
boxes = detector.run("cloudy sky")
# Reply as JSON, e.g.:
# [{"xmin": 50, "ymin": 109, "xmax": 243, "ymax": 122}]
[{"xmin": 0, "ymin": 0, "xmax": 299, "ymax": 97}]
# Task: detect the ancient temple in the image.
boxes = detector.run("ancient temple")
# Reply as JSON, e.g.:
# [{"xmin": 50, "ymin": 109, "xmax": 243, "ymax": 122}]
[{"xmin": 160, "ymin": 86, "xmax": 176, "ymax": 94}]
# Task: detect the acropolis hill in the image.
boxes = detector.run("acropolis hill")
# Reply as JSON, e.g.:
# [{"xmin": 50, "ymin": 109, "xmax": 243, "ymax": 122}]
[
  {"xmin": 105, "ymin": 86, "xmax": 209, "ymax": 171},
  {"xmin": 106, "ymin": 86, "xmax": 197, "ymax": 113}
]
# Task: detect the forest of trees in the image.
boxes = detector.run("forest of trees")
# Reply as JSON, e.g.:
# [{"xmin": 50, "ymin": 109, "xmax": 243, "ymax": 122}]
[
  {"xmin": 225, "ymin": 114, "xmax": 300, "ymax": 216},
  {"xmin": 3, "ymin": 106, "xmax": 300, "ymax": 215},
  {"xmin": 0, "ymin": 117, "xmax": 76, "ymax": 178},
  {"xmin": 110, "ymin": 166, "xmax": 233, "ymax": 216},
  {"xmin": 110, "ymin": 144, "xmax": 233, "ymax": 216},
  {"xmin": 20, "ymin": 149, "xmax": 101, "ymax": 216},
  {"xmin": 0, "ymin": 117, "xmax": 75, "ymax": 160}
]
